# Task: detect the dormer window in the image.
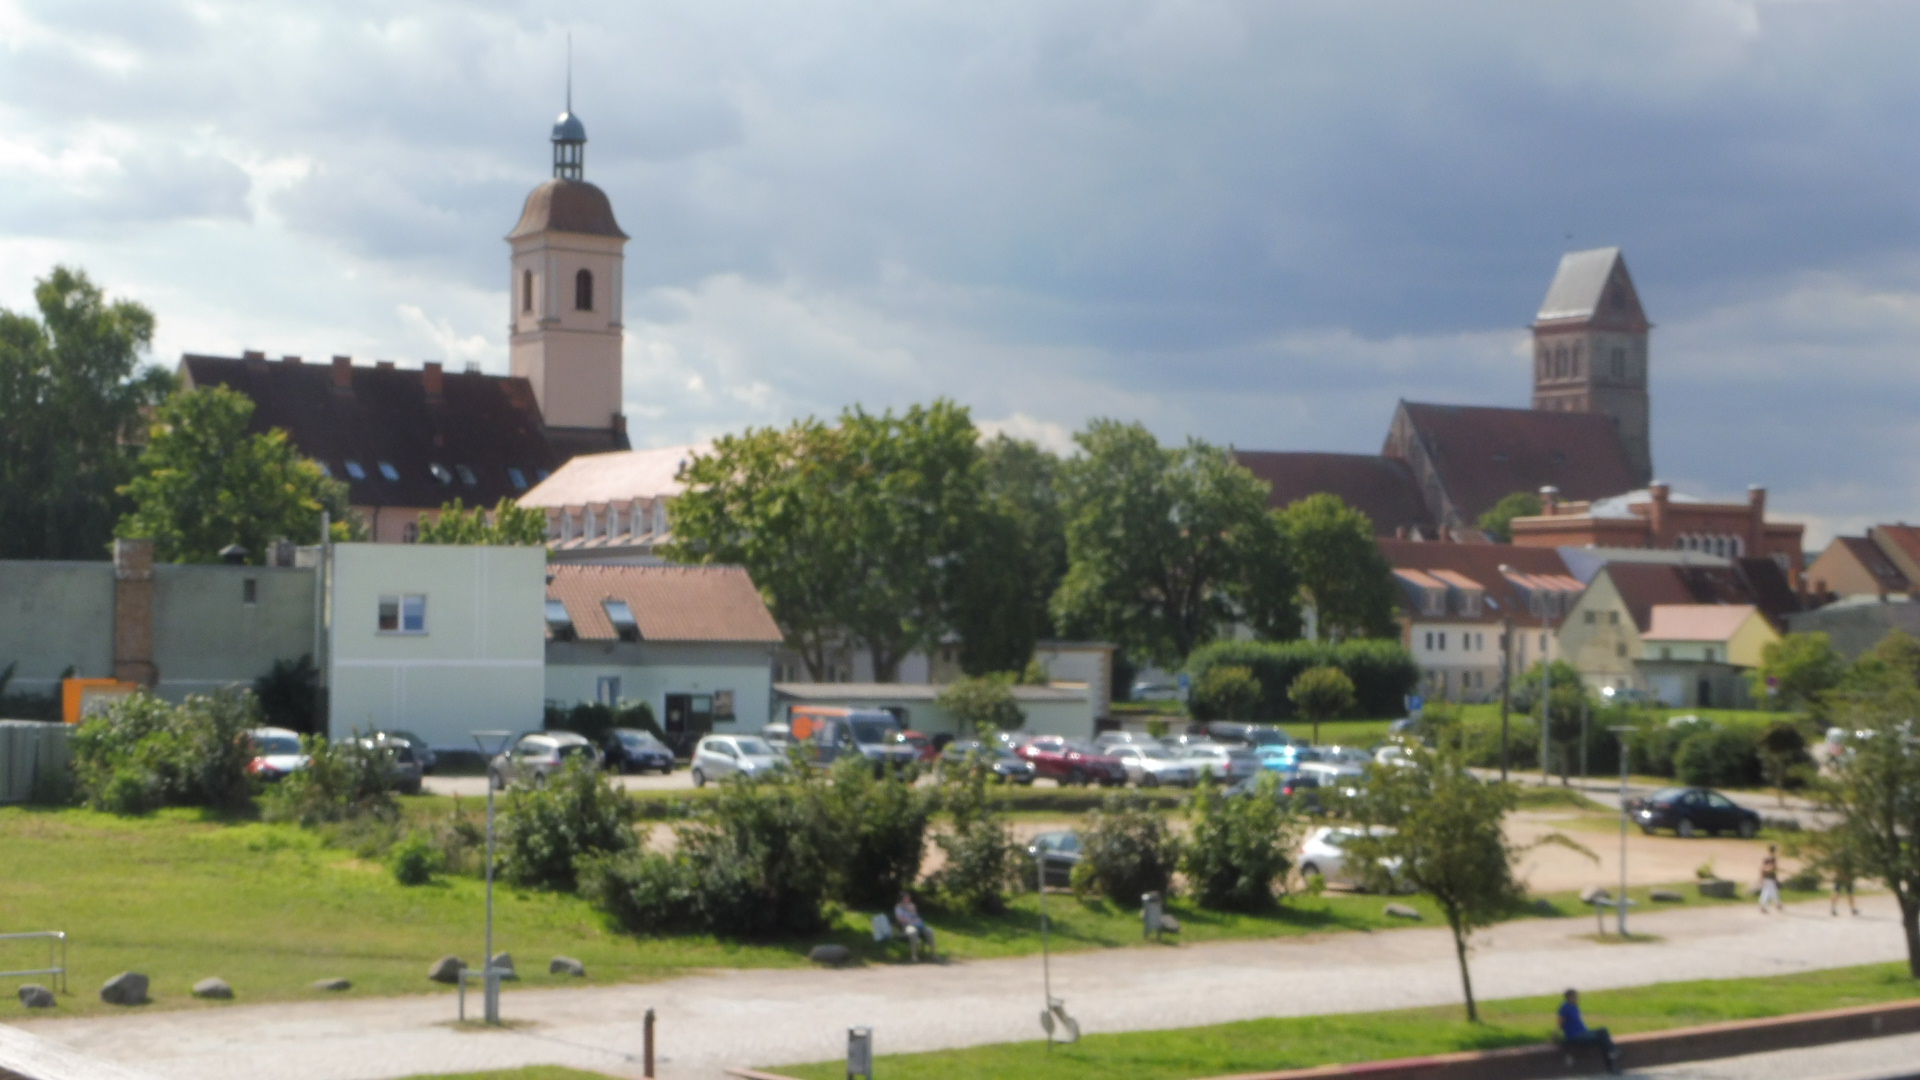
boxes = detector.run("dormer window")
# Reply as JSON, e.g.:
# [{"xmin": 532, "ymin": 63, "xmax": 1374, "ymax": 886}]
[
  {"xmin": 316, "ymin": 462, "xmax": 332, "ymax": 478},
  {"xmin": 344, "ymin": 460, "xmax": 367, "ymax": 481},
  {"xmin": 574, "ymin": 268, "xmax": 593, "ymax": 311},
  {"xmin": 508, "ymin": 468, "xmax": 528, "ymax": 490},
  {"xmin": 545, "ymin": 598, "xmax": 575, "ymax": 641},
  {"xmin": 455, "ymin": 464, "xmax": 478, "ymax": 487},
  {"xmin": 430, "ymin": 463, "xmax": 453, "ymax": 485},
  {"xmin": 378, "ymin": 462, "xmax": 400, "ymax": 482},
  {"xmin": 603, "ymin": 599, "xmax": 639, "ymax": 642}
]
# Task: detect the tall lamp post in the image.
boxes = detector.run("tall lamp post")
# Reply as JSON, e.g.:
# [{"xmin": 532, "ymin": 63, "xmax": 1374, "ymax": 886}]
[
  {"xmin": 471, "ymin": 730, "xmax": 512, "ymax": 1024},
  {"xmin": 1608, "ymin": 725, "xmax": 1633, "ymax": 937},
  {"xmin": 1498, "ymin": 614, "xmax": 1514, "ymax": 782}
]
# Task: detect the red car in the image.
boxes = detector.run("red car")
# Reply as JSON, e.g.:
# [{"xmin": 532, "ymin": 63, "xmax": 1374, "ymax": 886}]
[
  {"xmin": 899, "ymin": 730, "xmax": 941, "ymax": 763},
  {"xmin": 1016, "ymin": 736, "xmax": 1127, "ymax": 786}
]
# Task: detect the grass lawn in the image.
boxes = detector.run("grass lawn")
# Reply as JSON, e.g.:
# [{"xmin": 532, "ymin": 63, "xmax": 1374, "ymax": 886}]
[{"xmin": 772, "ymin": 962, "xmax": 1920, "ymax": 1080}]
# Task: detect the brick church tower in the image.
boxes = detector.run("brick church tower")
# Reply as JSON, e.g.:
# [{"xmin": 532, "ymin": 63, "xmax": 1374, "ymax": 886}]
[{"xmin": 1530, "ymin": 247, "xmax": 1652, "ymax": 487}]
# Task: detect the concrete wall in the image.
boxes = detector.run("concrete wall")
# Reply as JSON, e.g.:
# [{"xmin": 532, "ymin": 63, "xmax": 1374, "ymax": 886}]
[
  {"xmin": 546, "ymin": 639, "xmax": 774, "ymax": 734},
  {"xmin": 326, "ymin": 543, "xmax": 545, "ymax": 750},
  {"xmin": 151, "ymin": 565, "xmax": 316, "ymax": 701},
  {"xmin": 1787, "ymin": 598, "xmax": 1920, "ymax": 660},
  {"xmin": 0, "ymin": 561, "xmax": 114, "ymax": 693}
]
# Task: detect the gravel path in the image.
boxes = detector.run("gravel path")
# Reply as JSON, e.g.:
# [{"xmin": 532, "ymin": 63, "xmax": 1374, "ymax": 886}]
[{"xmin": 14, "ymin": 895, "xmax": 1910, "ymax": 1080}]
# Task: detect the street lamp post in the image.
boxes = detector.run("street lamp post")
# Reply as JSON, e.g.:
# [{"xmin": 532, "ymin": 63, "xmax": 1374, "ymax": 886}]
[
  {"xmin": 1608, "ymin": 725, "xmax": 1633, "ymax": 937},
  {"xmin": 471, "ymin": 730, "xmax": 512, "ymax": 1024},
  {"xmin": 1498, "ymin": 615, "xmax": 1513, "ymax": 783}
]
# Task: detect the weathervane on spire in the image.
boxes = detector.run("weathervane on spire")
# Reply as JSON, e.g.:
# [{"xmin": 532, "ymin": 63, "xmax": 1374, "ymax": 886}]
[{"xmin": 552, "ymin": 34, "xmax": 586, "ymax": 181}]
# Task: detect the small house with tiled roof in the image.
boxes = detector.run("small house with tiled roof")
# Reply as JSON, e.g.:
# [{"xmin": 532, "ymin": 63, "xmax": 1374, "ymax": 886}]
[{"xmin": 1379, "ymin": 540, "xmax": 1581, "ymax": 702}]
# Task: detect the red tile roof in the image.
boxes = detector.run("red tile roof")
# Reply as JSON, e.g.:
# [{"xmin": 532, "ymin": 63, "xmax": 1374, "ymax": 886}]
[
  {"xmin": 1831, "ymin": 536, "xmax": 1912, "ymax": 591},
  {"xmin": 1645, "ymin": 604, "xmax": 1758, "ymax": 643},
  {"xmin": 1602, "ymin": 560, "xmax": 1801, "ymax": 633},
  {"xmin": 1389, "ymin": 402, "xmax": 1638, "ymax": 525},
  {"xmin": 1377, "ymin": 540, "xmax": 1575, "ymax": 626},
  {"xmin": 507, "ymin": 179, "xmax": 628, "ymax": 240},
  {"xmin": 1232, "ymin": 451, "xmax": 1434, "ymax": 537},
  {"xmin": 546, "ymin": 564, "xmax": 783, "ymax": 644}
]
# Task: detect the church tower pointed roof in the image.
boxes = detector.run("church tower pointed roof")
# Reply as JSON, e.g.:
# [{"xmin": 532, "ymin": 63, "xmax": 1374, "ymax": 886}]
[{"xmin": 1534, "ymin": 246, "xmax": 1646, "ymax": 328}]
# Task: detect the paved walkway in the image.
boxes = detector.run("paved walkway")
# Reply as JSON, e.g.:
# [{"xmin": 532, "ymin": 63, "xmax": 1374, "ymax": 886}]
[
  {"xmin": 1635, "ymin": 1029, "xmax": 1920, "ymax": 1080},
  {"xmin": 14, "ymin": 896, "xmax": 1910, "ymax": 1080}
]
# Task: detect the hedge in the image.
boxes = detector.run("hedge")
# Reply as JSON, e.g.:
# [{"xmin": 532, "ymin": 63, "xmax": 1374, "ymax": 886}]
[{"xmin": 1184, "ymin": 639, "xmax": 1418, "ymax": 721}]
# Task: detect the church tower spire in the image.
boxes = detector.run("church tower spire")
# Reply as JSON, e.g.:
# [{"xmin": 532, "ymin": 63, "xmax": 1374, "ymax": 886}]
[
  {"xmin": 507, "ymin": 80, "xmax": 629, "ymax": 455},
  {"xmin": 1531, "ymin": 247, "xmax": 1652, "ymax": 487}
]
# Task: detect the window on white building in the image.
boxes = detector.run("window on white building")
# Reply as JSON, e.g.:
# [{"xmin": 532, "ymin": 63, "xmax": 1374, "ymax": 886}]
[{"xmin": 378, "ymin": 594, "xmax": 427, "ymax": 634}]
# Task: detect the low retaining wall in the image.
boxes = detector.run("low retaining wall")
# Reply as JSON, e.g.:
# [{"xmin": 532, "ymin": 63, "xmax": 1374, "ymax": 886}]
[{"xmin": 727, "ymin": 999, "xmax": 1920, "ymax": 1080}]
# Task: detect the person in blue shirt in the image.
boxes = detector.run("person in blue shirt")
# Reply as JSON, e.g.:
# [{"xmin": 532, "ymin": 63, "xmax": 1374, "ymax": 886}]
[{"xmin": 1558, "ymin": 989, "xmax": 1620, "ymax": 1073}]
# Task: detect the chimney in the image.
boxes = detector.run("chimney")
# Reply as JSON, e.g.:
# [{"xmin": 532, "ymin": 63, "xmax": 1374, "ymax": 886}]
[
  {"xmin": 331, "ymin": 356, "xmax": 354, "ymax": 397},
  {"xmin": 113, "ymin": 539, "xmax": 158, "ymax": 687},
  {"xmin": 464, "ymin": 362, "xmax": 481, "ymax": 374},
  {"xmin": 375, "ymin": 360, "xmax": 396, "ymax": 370},
  {"xmin": 282, "ymin": 355, "xmax": 302, "ymax": 364},
  {"xmin": 242, "ymin": 349, "xmax": 265, "ymax": 361},
  {"xmin": 423, "ymin": 361, "xmax": 445, "ymax": 402},
  {"xmin": 1649, "ymin": 480, "xmax": 1671, "ymax": 549},
  {"xmin": 1539, "ymin": 485, "xmax": 1560, "ymax": 515}
]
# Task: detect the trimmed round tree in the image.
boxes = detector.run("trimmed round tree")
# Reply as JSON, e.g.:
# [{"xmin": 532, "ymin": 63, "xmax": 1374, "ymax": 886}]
[{"xmin": 1288, "ymin": 665, "xmax": 1356, "ymax": 746}]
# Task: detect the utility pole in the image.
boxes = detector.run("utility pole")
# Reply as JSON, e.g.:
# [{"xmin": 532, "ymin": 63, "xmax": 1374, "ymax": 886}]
[
  {"xmin": 1498, "ymin": 615, "xmax": 1513, "ymax": 782},
  {"xmin": 1536, "ymin": 638, "xmax": 1550, "ymax": 785}
]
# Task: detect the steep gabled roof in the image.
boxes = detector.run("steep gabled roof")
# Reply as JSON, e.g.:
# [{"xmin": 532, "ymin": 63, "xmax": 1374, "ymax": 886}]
[
  {"xmin": 1534, "ymin": 247, "xmax": 1647, "ymax": 329},
  {"xmin": 1232, "ymin": 451, "xmax": 1434, "ymax": 537},
  {"xmin": 1830, "ymin": 536, "xmax": 1912, "ymax": 590},
  {"xmin": 546, "ymin": 564, "xmax": 783, "ymax": 644},
  {"xmin": 1602, "ymin": 560, "xmax": 1800, "ymax": 634},
  {"xmin": 1377, "ymin": 540, "xmax": 1575, "ymax": 627},
  {"xmin": 180, "ymin": 354, "xmax": 560, "ymax": 510},
  {"xmin": 521, "ymin": 443, "xmax": 711, "ymax": 508},
  {"xmin": 1388, "ymin": 402, "xmax": 1638, "ymax": 525}
]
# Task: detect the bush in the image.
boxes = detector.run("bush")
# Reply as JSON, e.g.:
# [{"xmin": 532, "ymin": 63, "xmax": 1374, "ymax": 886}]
[
  {"xmin": 927, "ymin": 760, "xmax": 1022, "ymax": 915},
  {"xmin": 1185, "ymin": 639, "xmax": 1417, "ymax": 721},
  {"xmin": 1674, "ymin": 725, "xmax": 1762, "ymax": 788},
  {"xmin": 545, "ymin": 699, "xmax": 662, "ymax": 747},
  {"xmin": 1192, "ymin": 665, "xmax": 1262, "ymax": 722},
  {"xmin": 70, "ymin": 690, "xmax": 257, "ymax": 814},
  {"xmin": 260, "ymin": 734, "xmax": 399, "ymax": 828},
  {"xmin": 578, "ymin": 850, "xmax": 701, "ymax": 933},
  {"xmin": 936, "ymin": 674, "xmax": 1026, "ymax": 735},
  {"xmin": 1071, "ymin": 794, "xmax": 1179, "ymax": 908},
  {"xmin": 497, "ymin": 758, "xmax": 639, "ymax": 891},
  {"xmin": 389, "ymin": 831, "xmax": 444, "ymax": 886},
  {"xmin": 813, "ymin": 756, "xmax": 933, "ymax": 910},
  {"xmin": 1182, "ymin": 774, "xmax": 1298, "ymax": 911}
]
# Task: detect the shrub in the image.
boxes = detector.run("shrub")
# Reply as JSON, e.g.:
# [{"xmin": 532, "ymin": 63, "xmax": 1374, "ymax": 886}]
[
  {"xmin": 935, "ymin": 674, "xmax": 1026, "ymax": 735},
  {"xmin": 927, "ymin": 760, "xmax": 1021, "ymax": 915},
  {"xmin": 497, "ymin": 757, "xmax": 639, "ymax": 891},
  {"xmin": 70, "ymin": 690, "xmax": 256, "ymax": 814},
  {"xmin": 812, "ymin": 756, "xmax": 933, "ymax": 910},
  {"xmin": 1674, "ymin": 725, "xmax": 1762, "ymax": 788},
  {"xmin": 389, "ymin": 831, "xmax": 444, "ymax": 886},
  {"xmin": 1192, "ymin": 665, "xmax": 1262, "ymax": 722},
  {"xmin": 1757, "ymin": 720, "xmax": 1812, "ymax": 792},
  {"xmin": 1185, "ymin": 639, "xmax": 1417, "ymax": 720},
  {"xmin": 578, "ymin": 850, "xmax": 701, "ymax": 933},
  {"xmin": 545, "ymin": 699, "xmax": 663, "ymax": 746},
  {"xmin": 1182, "ymin": 774, "xmax": 1297, "ymax": 911},
  {"xmin": 260, "ymin": 734, "xmax": 398, "ymax": 828},
  {"xmin": 1071, "ymin": 794, "xmax": 1179, "ymax": 908}
]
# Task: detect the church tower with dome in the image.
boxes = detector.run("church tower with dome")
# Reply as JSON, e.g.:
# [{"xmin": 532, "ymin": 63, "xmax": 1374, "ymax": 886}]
[{"xmin": 507, "ymin": 98, "xmax": 630, "ymax": 457}]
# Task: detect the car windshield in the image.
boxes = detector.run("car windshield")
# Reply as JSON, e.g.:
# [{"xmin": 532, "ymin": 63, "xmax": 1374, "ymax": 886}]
[
  {"xmin": 557, "ymin": 743, "xmax": 595, "ymax": 759},
  {"xmin": 733, "ymin": 737, "xmax": 774, "ymax": 756},
  {"xmin": 254, "ymin": 735, "xmax": 301, "ymax": 756},
  {"xmin": 849, "ymin": 718, "xmax": 899, "ymax": 744},
  {"xmin": 621, "ymin": 732, "xmax": 664, "ymax": 748},
  {"xmin": 1135, "ymin": 747, "xmax": 1174, "ymax": 760}
]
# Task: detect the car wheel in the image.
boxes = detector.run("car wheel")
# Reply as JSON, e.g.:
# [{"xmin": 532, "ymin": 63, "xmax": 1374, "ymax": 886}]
[
  {"xmin": 1301, "ymin": 863, "xmax": 1323, "ymax": 885},
  {"xmin": 1677, "ymin": 818, "xmax": 1696, "ymax": 839},
  {"xmin": 1068, "ymin": 767, "xmax": 1087, "ymax": 787},
  {"xmin": 1737, "ymin": 819, "xmax": 1758, "ymax": 839},
  {"xmin": 692, "ymin": 768, "xmax": 707, "ymax": 788}
]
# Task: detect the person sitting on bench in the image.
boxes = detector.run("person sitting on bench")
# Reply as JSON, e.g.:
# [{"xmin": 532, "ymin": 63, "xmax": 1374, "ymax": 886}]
[
  {"xmin": 1558, "ymin": 988, "xmax": 1620, "ymax": 1074},
  {"xmin": 893, "ymin": 891, "xmax": 935, "ymax": 960}
]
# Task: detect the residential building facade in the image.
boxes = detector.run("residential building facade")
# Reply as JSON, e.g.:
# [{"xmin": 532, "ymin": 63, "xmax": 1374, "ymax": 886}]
[
  {"xmin": 1379, "ymin": 540, "xmax": 1579, "ymax": 702},
  {"xmin": 1510, "ymin": 483, "xmax": 1806, "ymax": 586}
]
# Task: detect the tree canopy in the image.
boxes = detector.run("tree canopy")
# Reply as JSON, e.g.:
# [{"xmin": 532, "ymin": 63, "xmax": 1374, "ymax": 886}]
[
  {"xmin": 935, "ymin": 673, "xmax": 1026, "ymax": 734},
  {"xmin": 0, "ymin": 267, "xmax": 173, "ymax": 559},
  {"xmin": 947, "ymin": 435, "xmax": 1068, "ymax": 676},
  {"xmin": 1475, "ymin": 490, "xmax": 1543, "ymax": 543},
  {"xmin": 416, "ymin": 498, "xmax": 548, "ymax": 545},
  {"xmin": 1278, "ymin": 493, "xmax": 1399, "ymax": 640},
  {"xmin": 1815, "ymin": 681, "xmax": 1920, "ymax": 976},
  {"xmin": 1750, "ymin": 632, "xmax": 1847, "ymax": 710},
  {"xmin": 1051, "ymin": 420, "xmax": 1298, "ymax": 667},
  {"xmin": 116, "ymin": 385, "xmax": 353, "ymax": 564}
]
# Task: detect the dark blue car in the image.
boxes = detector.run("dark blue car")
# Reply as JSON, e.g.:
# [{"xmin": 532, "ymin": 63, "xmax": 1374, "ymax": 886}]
[{"xmin": 608, "ymin": 728, "xmax": 676, "ymax": 774}]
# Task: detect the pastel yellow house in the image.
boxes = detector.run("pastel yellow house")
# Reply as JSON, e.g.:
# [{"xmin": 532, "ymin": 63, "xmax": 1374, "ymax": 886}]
[{"xmin": 1557, "ymin": 562, "xmax": 1781, "ymax": 709}]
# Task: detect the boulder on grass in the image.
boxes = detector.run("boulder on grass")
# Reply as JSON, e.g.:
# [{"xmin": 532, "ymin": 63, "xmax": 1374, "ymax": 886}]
[
  {"xmin": 1650, "ymin": 889, "xmax": 1685, "ymax": 903},
  {"xmin": 428, "ymin": 956, "xmax": 467, "ymax": 984},
  {"xmin": 808, "ymin": 944, "xmax": 853, "ymax": 966},
  {"xmin": 18, "ymin": 984, "xmax": 55, "ymax": 1009},
  {"xmin": 100, "ymin": 972, "xmax": 149, "ymax": 1006},
  {"xmin": 1384, "ymin": 903, "xmax": 1422, "ymax": 920},
  {"xmin": 191, "ymin": 977, "xmax": 233, "ymax": 1000},
  {"xmin": 488, "ymin": 952, "xmax": 518, "ymax": 981},
  {"xmin": 549, "ymin": 956, "xmax": 586, "ymax": 977},
  {"xmin": 311, "ymin": 978, "xmax": 351, "ymax": 992}
]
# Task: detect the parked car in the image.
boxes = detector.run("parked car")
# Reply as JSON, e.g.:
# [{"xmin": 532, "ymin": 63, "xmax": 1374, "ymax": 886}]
[
  {"xmin": 939, "ymin": 739, "xmax": 1037, "ymax": 784},
  {"xmin": 606, "ymin": 728, "xmax": 676, "ymax": 774},
  {"xmin": 899, "ymin": 730, "xmax": 941, "ymax": 763},
  {"xmin": 1297, "ymin": 761, "xmax": 1365, "ymax": 799},
  {"xmin": 788, "ymin": 707, "xmax": 921, "ymax": 771},
  {"xmin": 1017, "ymin": 736, "xmax": 1127, "ymax": 786},
  {"xmin": 1227, "ymin": 771, "xmax": 1324, "ymax": 813},
  {"xmin": 1601, "ymin": 686, "xmax": 1654, "ymax": 706},
  {"xmin": 1256, "ymin": 744, "xmax": 1310, "ymax": 773},
  {"xmin": 690, "ymin": 734, "xmax": 786, "ymax": 787},
  {"xmin": 1298, "ymin": 825, "xmax": 1403, "ymax": 891},
  {"xmin": 1628, "ymin": 787, "xmax": 1760, "ymax": 838},
  {"xmin": 1026, "ymin": 829, "xmax": 1082, "ymax": 889},
  {"xmin": 1374, "ymin": 744, "xmax": 1414, "ymax": 768},
  {"xmin": 1317, "ymin": 745, "xmax": 1374, "ymax": 768},
  {"xmin": 1108, "ymin": 744, "xmax": 1197, "ymax": 787},
  {"xmin": 247, "ymin": 727, "xmax": 310, "ymax": 781},
  {"xmin": 1131, "ymin": 681, "xmax": 1180, "ymax": 701},
  {"xmin": 761, "ymin": 722, "xmax": 793, "ymax": 750},
  {"xmin": 1177, "ymin": 743, "xmax": 1261, "ymax": 782},
  {"xmin": 1095, "ymin": 731, "xmax": 1165, "ymax": 751},
  {"xmin": 1162, "ymin": 733, "xmax": 1220, "ymax": 753},
  {"xmin": 1204, "ymin": 722, "xmax": 1298, "ymax": 749},
  {"xmin": 488, "ymin": 731, "xmax": 602, "ymax": 790},
  {"xmin": 379, "ymin": 729, "xmax": 438, "ymax": 774},
  {"xmin": 355, "ymin": 733, "xmax": 423, "ymax": 795}
]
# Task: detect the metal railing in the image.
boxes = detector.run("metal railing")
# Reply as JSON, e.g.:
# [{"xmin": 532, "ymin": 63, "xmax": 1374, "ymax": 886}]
[{"xmin": 0, "ymin": 931, "xmax": 67, "ymax": 994}]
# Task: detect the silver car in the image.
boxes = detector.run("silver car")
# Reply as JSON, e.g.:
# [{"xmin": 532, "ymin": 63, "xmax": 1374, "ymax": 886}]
[
  {"xmin": 1178, "ymin": 743, "xmax": 1261, "ymax": 782},
  {"xmin": 691, "ymin": 734, "xmax": 785, "ymax": 786},
  {"xmin": 488, "ymin": 731, "xmax": 602, "ymax": 790},
  {"xmin": 1109, "ymin": 744, "xmax": 1196, "ymax": 788}
]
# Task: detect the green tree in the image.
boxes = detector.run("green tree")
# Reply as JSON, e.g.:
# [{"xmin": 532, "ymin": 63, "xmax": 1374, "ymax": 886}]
[
  {"xmin": 116, "ymin": 386, "xmax": 353, "ymax": 563},
  {"xmin": 1845, "ymin": 629, "xmax": 1920, "ymax": 693},
  {"xmin": 948, "ymin": 436, "xmax": 1067, "ymax": 675},
  {"xmin": 1815, "ymin": 683, "xmax": 1920, "ymax": 976},
  {"xmin": 1278, "ymin": 494, "xmax": 1400, "ymax": 640},
  {"xmin": 1182, "ymin": 773, "xmax": 1299, "ymax": 911},
  {"xmin": 935, "ymin": 673, "xmax": 1026, "ymax": 735},
  {"xmin": 1751, "ymin": 632, "xmax": 1847, "ymax": 710},
  {"xmin": 667, "ymin": 402, "xmax": 982, "ymax": 681},
  {"xmin": 1288, "ymin": 665, "xmax": 1355, "ymax": 745},
  {"xmin": 1193, "ymin": 664, "xmax": 1262, "ymax": 721},
  {"xmin": 416, "ymin": 497, "xmax": 548, "ymax": 545},
  {"xmin": 1475, "ymin": 491, "xmax": 1543, "ymax": 544},
  {"xmin": 1051, "ymin": 420, "xmax": 1298, "ymax": 667},
  {"xmin": 1348, "ymin": 739, "xmax": 1590, "ymax": 1021},
  {"xmin": 0, "ymin": 266, "xmax": 173, "ymax": 559}
]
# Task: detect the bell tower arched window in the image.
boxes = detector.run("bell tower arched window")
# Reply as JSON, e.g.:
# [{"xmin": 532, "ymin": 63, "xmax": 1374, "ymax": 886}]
[
  {"xmin": 574, "ymin": 268, "xmax": 593, "ymax": 312},
  {"xmin": 522, "ymin": 269, "xmax": 533, "ymax": 313}
]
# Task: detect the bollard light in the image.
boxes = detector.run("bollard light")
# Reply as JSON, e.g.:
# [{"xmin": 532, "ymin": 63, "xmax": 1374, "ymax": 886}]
[{"xmin": 846, "ymin": 1026, "xmax": 873, "ymax": 1080}]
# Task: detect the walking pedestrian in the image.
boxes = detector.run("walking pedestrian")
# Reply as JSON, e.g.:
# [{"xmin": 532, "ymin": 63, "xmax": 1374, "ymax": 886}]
[
  {"xmin": 1831, "ymin": 845, "xmax": 1858, "ymax": 917},
  {"xmin": 1757, "ymin": 844, "xmax": 1782, "ymax": 914}
]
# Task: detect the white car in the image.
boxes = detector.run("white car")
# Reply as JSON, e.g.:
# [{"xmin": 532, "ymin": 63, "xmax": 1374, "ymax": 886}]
[
  {"xmin": 1297, "ymin": 760, "xmax": 1365, "ymax": 797},
  {"xmin": 1178, "ymin": 744, "xmax": 1261, "ymax": 782},
  {"xmin": 1095, "ymin": 731, "xmax": 1165, "ymax": 751},
  {"xmin": 1374, "ymin": 744, "xmax": 1414, "ymax": 768},
  {"xmin": 1297, "ymin": 826, "xmax": 1402, "ymax": 891},
  {"xmin": 690, "ymin": 734, "xmax": 786, "ymax": 786},
  {"xmin": 1109, "ymin": 744, "xmax": 1197, "ymax": 788},
  {"xmin": 1317, "ymin": 745, "xmax": 1374, "ymax": 768},
  {"xmin": 247, "ymin": 727, "xmax": 310, "ymax": 781}
]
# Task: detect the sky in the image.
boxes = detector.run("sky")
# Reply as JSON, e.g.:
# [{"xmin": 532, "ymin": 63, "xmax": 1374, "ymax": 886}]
[{"xmin": 4, "ymin": 0, "xmax": 1920, "ymax": 547}]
